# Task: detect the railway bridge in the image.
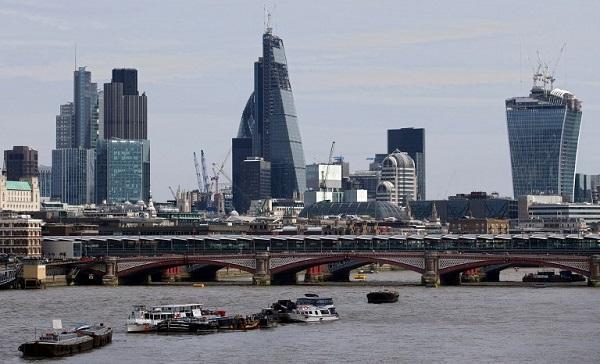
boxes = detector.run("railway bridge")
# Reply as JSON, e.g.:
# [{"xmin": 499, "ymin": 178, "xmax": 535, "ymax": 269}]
[{"xmin": 50, "ymin": 251, "xmax": 600, "ymax": 287}]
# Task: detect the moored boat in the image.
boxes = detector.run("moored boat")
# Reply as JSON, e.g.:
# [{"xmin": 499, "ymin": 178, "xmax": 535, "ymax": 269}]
[
  {"xmin": 273, "ymin": 294, "xmax": 339, "ymax": 323},
  {"xmin": 287, "ymin": 304, "xmax": 339, "ymax": 323},
  {"xmin": 522, "ymin": 270, "xmax": 586, "ymax": 283},
  {"xmin": 127, "ymin": 303, "xmax": 219, "ymax": 333},
  {"xmin": 367, "ymin": 290, "xmax": 399, "ymax": 304},
  {"xmin": 156, "ymin": 317, "xmax": 219, "ymax": 333}
]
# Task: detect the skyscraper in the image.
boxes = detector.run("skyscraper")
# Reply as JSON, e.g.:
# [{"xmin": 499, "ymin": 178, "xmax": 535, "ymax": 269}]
[
  {"xmin": 376, "ymin": 151, "xmax": 417, "ymax": 207},
  {"xmin": 237, "ymin": 23, "xmax": 306, "ymax": 200},
  {"xmin": 387, "ymin": 128, "xmax": 425, "ymax": 200},
  {"xmin": 506, "ymin": 74, "xmax": 582, "ymax": 201},
  {"xmin": 231, "ymin": 137, "xmax": 253, "ymax": 211},
  {"xmin": 238, "ymin": 157, "xmax": 271, "ymax": 214},
  {"xmin": 3, "ymin": 146, "xmax": 38, "ymax": 181},
  {"xmin": 96, "ymin": 68, "xmax": 150, "ymax": 203},
  {"xmin": 51, "ymin": 68, "xmax": 98, "ymax": 204},
  {"xmin": 104, "ymin": 69, "xmax": 147, "ymax": 140}
]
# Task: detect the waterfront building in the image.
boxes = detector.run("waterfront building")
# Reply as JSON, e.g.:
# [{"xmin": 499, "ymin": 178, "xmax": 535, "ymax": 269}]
[
  {"xmin": 236, "ymin": 22, "xmax": 306, "ymax": 200},
  {"xmin": 506, "ymin": 75, "xmax": 582, "ymax": 201},
  {"xmin": 306, "ymin": 163, "xmax": 342, "ymax": 191},
  {"xmin": 3, "ymin": 146, "xmax": 38, "ymax": 181},
  {"xmin": 0, "ymin": 213, "xmax": 42, "ymax": 257},
  {"xmin": 410, "ymin": 191, "xmax": 518, "ymax": 224},
  {"xmin": 376, "ymin": 151, "xmax": 416, "ymax": 207},
  {"xmin": 237, "ymin": 158, "xmax": 271, "ymax": 214},
  {"xmin": 104, "ymin": 68, "xmax": 147, "ymax": 140},
  {"xmin": 574, "ymin": 173, "xmax": 593, "ymax": 203},
  {"xmin": 51, "ymin": 148, "xmax": 95, "ymax": 205},
  {"xmin": 449, "ymin": 218, "xmax": 509, "ymax": 234},
  {"xmin": 95, "ymin": 139, "xmax": 150, "ymax": 204},
  {"xmin": 0, "ymin": 176, "xmax": 40, "ymax": 212},
  {"xmin": 387, "ymin": 128, "xmax": 425, "ymax": 200},
  {"xmin": 38, "ymin": 165, "xmax": 52, "ymax": 198}
]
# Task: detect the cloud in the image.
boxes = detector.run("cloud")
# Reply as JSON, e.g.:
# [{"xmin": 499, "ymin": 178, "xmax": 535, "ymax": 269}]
[{"xmin": 0, "ymin": 8, "xmax": 70, "ymax": 31}]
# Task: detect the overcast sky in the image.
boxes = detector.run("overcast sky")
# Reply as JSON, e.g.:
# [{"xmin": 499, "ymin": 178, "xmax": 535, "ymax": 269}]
[{"xmin": 1, "ymin": 0, "xmax": 599, "ymax": 201}]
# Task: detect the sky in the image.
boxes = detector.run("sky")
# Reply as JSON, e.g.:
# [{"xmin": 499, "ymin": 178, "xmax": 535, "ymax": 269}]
[{"xmin": 1, "ymin": 0, "xmax": 599, "ymax": 201}]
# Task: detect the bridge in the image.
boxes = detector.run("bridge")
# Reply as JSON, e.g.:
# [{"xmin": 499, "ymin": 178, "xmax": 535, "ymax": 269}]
[{"xmin": 44, "ymin": 234, "xmax": 600, "ymax": 286}]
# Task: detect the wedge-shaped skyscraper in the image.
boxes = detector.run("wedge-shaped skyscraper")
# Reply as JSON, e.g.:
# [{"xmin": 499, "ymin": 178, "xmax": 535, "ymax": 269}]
[
  {"xmin": 506, "ymin": 75, "xmax": 582, "ymax": 201},
  {"xmin": 235, "ymin": 25, "xmax": 306, "ymax": 200}
]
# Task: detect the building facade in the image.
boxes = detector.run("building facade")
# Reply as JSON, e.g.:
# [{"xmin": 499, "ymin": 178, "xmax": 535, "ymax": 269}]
[
  {"xmin": 38, "ymin": 165, "xmax": 52, "ymax": 198},
  {"xmin": 376, "ymin": 151, "xmax": 416, "ymax": 207},
  {"xmin": 56, "ymin": 102, "xmax": 74, "ymax": 149},
  {"xmin": 449, "ymin": 218, "xmax": 509, "ymax": 235},
  {"xmin": 305, "ymin": 163, "xmax": 342, "ymax": 191},
  {"xmin": 574, "ymin": 173, "xmax": 593, "ymax": 203},
  {"xmin": 95, "ymin": 139, "xmax": 150, "ymax": 203},
  {"xmin": 104, "ymin": 69, "xmax": 147, "ymax": 140},
  {"xmin": 51, "ymin": 148, "xmax": 95, "ymax": 205},
  {"xmin": 387, "ymin": 128, "xmax": 425, "ymax": 200},
  {"xmin": 506, "ymin": 79, "xmax": 582, "ymax": 201},
  {"xmin": 231, "ymin": 137, "xmax": 253, "ymax": 212},
  {"xmin": 0, "ymin": 176, "xmax": 40, "ymax": 212},
  {"xmin": 238, "ymin": 158, "xmax": 271, "ymax": 214},
  {"xmin": 3, "ymin": 146, "xmax": 38, "ymax": 181},
  {"xmin": 0, "ymin": 213, "xmax": 42, "ymax": 257},
  {"xmin": 236, "ymin": 25, "xmax": 306, "ymax": 200},
  {"xmin": 528, "ymin": 203, "xmax": 600, "ymax": 224},
  {"xmin": 349, "ymin": 170, "xmax": 380, "ymax": 200}
]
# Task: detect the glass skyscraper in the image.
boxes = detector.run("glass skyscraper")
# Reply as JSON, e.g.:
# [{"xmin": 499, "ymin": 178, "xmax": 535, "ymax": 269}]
[
  {"xmin": 236, "ymin": 24, "xmax": 306, "ymax": 199},
  {"xmin": 506, "ymin": 83, "xmax": 582, "ymax": 201}
]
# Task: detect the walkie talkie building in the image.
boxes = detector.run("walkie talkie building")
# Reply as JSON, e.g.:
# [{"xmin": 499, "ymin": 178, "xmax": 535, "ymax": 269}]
[{"xmin": 506, "ymin": 77, "xmax": 582, "ymax": 201}]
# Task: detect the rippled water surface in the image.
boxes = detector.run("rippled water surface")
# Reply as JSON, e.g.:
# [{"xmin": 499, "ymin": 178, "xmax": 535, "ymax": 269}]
[{"xmin": 2, "ymin": 272, "xmax": 599, "ymax": 363}]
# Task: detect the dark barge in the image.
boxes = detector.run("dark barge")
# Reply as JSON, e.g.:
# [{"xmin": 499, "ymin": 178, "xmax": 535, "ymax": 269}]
[
  {"xmin": 19, "ymin": 324, "xmax": 112, "ymax": 357},
  {"xmin": 367, "ymin": 290, "xmax": 399, "ymax": 304}
]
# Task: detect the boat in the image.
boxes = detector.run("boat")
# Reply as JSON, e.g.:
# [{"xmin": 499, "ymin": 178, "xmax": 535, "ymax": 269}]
[
  {"xmin": 522, "ymin": 270, "xmax": 586, "ymax": 283},
  {"xmin": 367, "ymin": 290, "xmax": 399, "ymax": 304},
  {"xmin": 192, "ymin": 283, "xmax": 205, "ymax": 288},
  {"xmin": 353, "ymin": 273, "xmax": 368, "ymax": 281},
  {"xmin": 156, "ymin": 317, "xmax": 219, "ymax": 333},
  {"xmin": 273, "ymin": 294, "xmax": 339, "ymax": 323},
  {"xmin": 127, "ymin": 303, "xmax": 220, "ymax": 333},
  {"xmin": 19, "ymin": 320, "xmax": 112, "ymax": 357},
  {"xmin": 287, "ymin": 305, "xmax": 339, "ymax": 323}
]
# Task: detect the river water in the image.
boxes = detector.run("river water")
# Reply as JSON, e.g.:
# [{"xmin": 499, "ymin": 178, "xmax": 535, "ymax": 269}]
[{"xmin": 2, "ymin": 270, "xmax": 599, "ymax": 363}]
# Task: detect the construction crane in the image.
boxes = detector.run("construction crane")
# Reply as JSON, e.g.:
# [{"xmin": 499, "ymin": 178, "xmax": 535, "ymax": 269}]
[
  {"xmin": 320, "ymin": 141, "xmax": 335, "ymax": 191},
  {"xmin": 211, "ymin": 148, "xmax": 232, "ymax": 214},
  {"xmin": 168, "ymin": 185, "xmax": 178, "ymax": 200}
]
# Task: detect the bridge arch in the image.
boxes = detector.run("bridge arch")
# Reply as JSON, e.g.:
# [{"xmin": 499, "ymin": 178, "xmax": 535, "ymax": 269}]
[
  {"xmin": 117, "ymin": 257, "xmax": 255, "ymax": 279},
  {"xmin": 270, "ymin": 254, "xmax": 425, "ymax": 278},
  {"xmin": 439, "ymin": 257, "xmax": 590, "ymax": 277}
]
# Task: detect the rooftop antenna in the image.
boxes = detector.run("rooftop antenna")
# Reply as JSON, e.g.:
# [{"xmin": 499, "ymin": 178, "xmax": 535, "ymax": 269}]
[{"xmin": 265, "ymin": 8, "xmax": 272, "ymax": 33}]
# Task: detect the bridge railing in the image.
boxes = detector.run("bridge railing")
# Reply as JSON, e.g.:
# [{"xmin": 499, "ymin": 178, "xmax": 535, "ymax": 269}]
[{"xmin": 76, "ymin": 236, "xmax": 600, "ymax": 258}]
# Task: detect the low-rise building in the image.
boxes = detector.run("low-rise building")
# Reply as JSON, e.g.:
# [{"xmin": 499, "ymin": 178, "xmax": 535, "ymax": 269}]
[
  {"xmin": 449, "ymin": 218, "xmax": 509, "ymax": 234},
  {"xmin": 528, "ymin": 203, "xmax": 600, "ymax": 224},
  {"xmin": 0, "ymin": 175, "xmax": 40, "ymax": 212},
  {"xmin": 0, "ymin": 213, "xmax": 42, "ymax": 257}
]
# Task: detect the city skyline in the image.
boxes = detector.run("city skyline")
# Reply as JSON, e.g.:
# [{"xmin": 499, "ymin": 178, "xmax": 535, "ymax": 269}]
[{"xmin": 1, "ymin": 1, "xmax": 600, "ymax": 201}]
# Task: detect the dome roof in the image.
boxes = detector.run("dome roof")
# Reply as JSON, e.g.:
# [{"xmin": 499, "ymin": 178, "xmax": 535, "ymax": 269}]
[
  {"xmin": 383, "ymin": 150, "xmax": 415, "ymax": 169},
  {"xmin": 299, "ymin": 201, "xmax": 406, "ymax": 220}
]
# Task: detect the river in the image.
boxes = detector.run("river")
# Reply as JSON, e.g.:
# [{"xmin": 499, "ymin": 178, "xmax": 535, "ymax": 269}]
[{"xmin": 2, "ymin": 270, "xmax": 599, "ymax": 363}]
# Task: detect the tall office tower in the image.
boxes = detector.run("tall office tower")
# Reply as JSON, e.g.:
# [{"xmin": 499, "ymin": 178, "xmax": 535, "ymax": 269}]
[
  {"xmin": 231, "ymin": 137, "xmax": 253, "ymax": 211},
  {"xmin": 97, "ymin": 69, "xmax": 150, "ymax": 203},
  {"xmin": 506, "ymin": 73, "xmax": 582, "ymax": 201},
  {"xmin": 95, "ymin": 139, "xmax": 150, "ymax": 203},
  {"xmin": 51, "ymin": 148, "xmax": 95, "ymax": 204},
  {"xmin": 387, "ymin": 128, "xmax": 425, "ymax": 200},
  {"xmin": 38, "ymin": 165, "xmax": 52, "ymax": 198},
  {"xmin": 376, "ymin": 151, "xmax": 416, "ymax": 207},
  {"xmin": 3, "ymin": 146, "xmax": 38, "ymax": 181},
  {"xmin": 104, "ymin": 68, "xmax": 147, "ymax": 139},
  {"xmin": 237, "ymin": 23, "xmax": 306, "ymax": 199},
  {"xmin": 56, "ymin": 102, "xmax": 74, "ymax": 148},
  {"xmin": 574, "ymin": 173, "xmax": 593, "ymax": 203},
  {"xmin": 74, "ymin": 67, "xmax": 99, "ymax": 149},
  {"xmin": 238, "ymin": 157, "xmax": 271, "ymax": 214},
  {"xmin": 52, "ymin": 68, "xmax": 98, "ymax": 205}
]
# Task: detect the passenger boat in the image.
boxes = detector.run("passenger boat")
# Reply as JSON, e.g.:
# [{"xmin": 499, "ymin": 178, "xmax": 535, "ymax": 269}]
[
  {"xmin": 367, "ymin": 290, "xmax": 399, "ymax": 304},
  {"xmin": 522, "ymin": 270, "xmax": 586, "ymax": 283},
  {"xmin": 287, "ymin": 305, "xmax": 339, "ymax": 323},
  {"xmin": 273, "ymin": 294, "xmax": 339, "ymax": 323},
  {"xmin": 127, "ymin": 303, "xmax": 219, "ymax": 333},
  {"xmin": 19, "ymin": 321, "xmax": 112, "ymax": 357}
]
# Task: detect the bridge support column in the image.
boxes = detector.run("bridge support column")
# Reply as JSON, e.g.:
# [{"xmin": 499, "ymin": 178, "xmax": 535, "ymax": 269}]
[
  {"xmin": 421, "ymin": 252, "xmax": 440, "ymax": 287},
  {"xmin": 102, "ymin": 257, "xmax": 119, "ymax": 286},
  {"xmin": 253, "ymin": 252, "xmax": 271, "ymax": 286},
  {"xmin": 589, "ymin": 255, "xmax": 600, "ymax": 287}
]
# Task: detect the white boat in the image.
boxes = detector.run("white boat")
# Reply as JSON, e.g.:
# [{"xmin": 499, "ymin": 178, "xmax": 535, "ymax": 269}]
[
  {"xmin": 127, "ymin": 304, "xmax": 214, "ymax": 333},
  {"xmin": 287, "ymin": 304, "xmax": 339, "ymax": 323},
  {"xmin": 295, "ymin": 295, "xmax": 337, "ymax": 316}
]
